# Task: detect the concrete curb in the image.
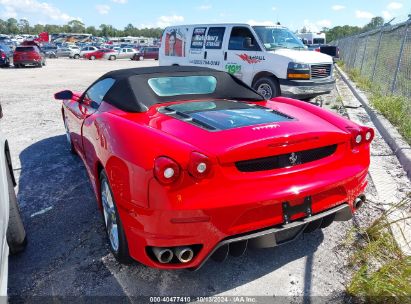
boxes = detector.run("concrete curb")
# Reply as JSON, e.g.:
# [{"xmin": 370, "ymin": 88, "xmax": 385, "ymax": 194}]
[{"xmin": 335, "ymin": 65, "xmax": 411, "ymax": 181}]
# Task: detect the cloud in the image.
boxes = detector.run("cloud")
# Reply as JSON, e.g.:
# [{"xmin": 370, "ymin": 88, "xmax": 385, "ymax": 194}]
[
  {"xmin": 387, "ymin": 2, "xmax": 403, "ymax": 10},
  {"xmin": 355, "ymin": 10, "xmax": 374, "ymax": 19},
  {"xmin": 301, "ymin": 19, "xmax": 332, "ymax": 32},
  {"xmin": 0, "ymin": 0, "xmax": 79, "ymax": 23},
  {"xmin": 272, "ymin": 6, "xmax": 276, "ymax": 11},
  {"xmin": 382, "ymin": 10, "xmax": 393, "ymax": 19},
  {"xmin": 197, "ymin": 4, "xmax": 211, "ymax": 10},
  {"xmin": 332, "ymin": 5, "xmax": 345, "ymax": 11},
  {"xmin": 156, "ymin": 15, "xmax": 184, "ymax": 27},
  {"xmin": 317, "ymin": 19, "xmax": 332, "ymax": 28},
  {"xmin": 96, "ymin": 4, "xmax": 110, "ymax": 15},
  {"xmin": 110, "ymin": 0, "xmax": 127, "ymax": 3},
  {"xmin": 247, "ymin": 19, "xmax": 277, "ymax": 26}
]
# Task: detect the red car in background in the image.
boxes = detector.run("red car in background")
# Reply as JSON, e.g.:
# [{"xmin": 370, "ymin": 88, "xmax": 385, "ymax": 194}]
[
  {"xmin": 83, "ymin": 48, "xmax": 116, "ymax": 60},
  {"xmin": 132, "ymin": 46, "xmax": 159, "ymax": 61},
  {"xmin": 13, "ymin": 45, "xmax": 46, "ymax": 68},
  {"xmin": 54, "ymin": 66, "xmax": 373, "ymax": 270}
]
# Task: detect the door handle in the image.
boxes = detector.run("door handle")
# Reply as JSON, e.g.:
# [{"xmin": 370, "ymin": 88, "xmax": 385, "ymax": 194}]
[
  {"xmin": 224, "ymin": 52, "xmax": 227, "ymax": 61},
  {"xmin": 204, "ymin": 51, "xmax": 207, "ymax": 59}
]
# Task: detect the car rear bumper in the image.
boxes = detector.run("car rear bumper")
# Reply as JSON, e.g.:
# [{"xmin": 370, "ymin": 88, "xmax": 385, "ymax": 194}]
[
  {"xmin": 121, "ymin": 164, "xmax": 368, "ymax": 269},
  {"xmin": 13, "ymin": 59, "xmax": 41, "ymax": 65},
  {"xmin": 279, "ymin": 78, "xmax": 336, "ymax": 99}
]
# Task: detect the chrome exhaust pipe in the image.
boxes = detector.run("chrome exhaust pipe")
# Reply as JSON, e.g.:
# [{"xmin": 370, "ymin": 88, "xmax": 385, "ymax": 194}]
[
  {"xmin": 174, "ymin": 247, "xmax": 194, "ymax": 263},
  {"xmin": 354, "ymin": 195, "xmax": 366, "ymax": 209},
  {"xmin": 152, "ymin": 247, "xmax": 173, "ymax": 264}
]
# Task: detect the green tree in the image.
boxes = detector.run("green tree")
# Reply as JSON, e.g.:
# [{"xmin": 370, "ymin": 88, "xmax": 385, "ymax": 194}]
[
  {"xmin": 32, "ymin": 24, "xmax": 45, "ymax": 34},
  {"xmin": 6, "ymin": 18, "xmax": 19, "ymax": 34},
  {"xmin": 362, "ymin": 16, "xmax": 384, "ymax": 32},
  {"xmin": 18, "ymin": 19, "xmax": 30, "ymax": 34},
  {"xmin": 0, "ymin": 19, "xmax": 7, "ymax": 34},
  {"xmin": 67, "ymin": 20, "xmax": 85, "ymax": 33},
  {"xmin": 86, "ymin": 26, "xmax": 97, "ymax": 36},
  {"xmin": 124, "ymin": 23, "xmax": 136, "ymax": 36}
]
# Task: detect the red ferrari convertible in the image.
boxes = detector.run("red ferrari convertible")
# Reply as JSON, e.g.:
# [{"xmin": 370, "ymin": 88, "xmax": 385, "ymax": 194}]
[{"xmin": 55, "ymin": 66, "xmax": 373, "ymax": 269}]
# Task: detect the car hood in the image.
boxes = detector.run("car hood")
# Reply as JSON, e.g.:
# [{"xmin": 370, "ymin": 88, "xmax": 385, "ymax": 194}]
[
  {"xmin": 268, "ymin": 49, "xmax": 332, "ymax": 64},
  {"xmin": 140, "ymin": 99, "xmax": 350, "ymax": 164}
]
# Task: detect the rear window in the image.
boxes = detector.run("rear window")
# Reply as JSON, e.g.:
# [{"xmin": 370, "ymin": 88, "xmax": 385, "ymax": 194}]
[
  {"xmin": 148, "ymin": 76, "xmax": 217, "ymax": 97},
  {"xmin": 15, "ymin": 47, "xmax": 35, "ymax": 52}
]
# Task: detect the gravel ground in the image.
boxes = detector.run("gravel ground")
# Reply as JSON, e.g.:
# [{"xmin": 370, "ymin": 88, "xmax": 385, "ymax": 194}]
[{"xmin": 0, "ymin": 59, "xmax": 408, "ymax": 301}]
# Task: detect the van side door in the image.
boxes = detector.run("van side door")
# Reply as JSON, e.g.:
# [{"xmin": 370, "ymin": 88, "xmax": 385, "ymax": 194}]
[
  {"xmin": 224, "ymin": 26, "xmax": 262, "ymax": 85},
  {"xmin": 188, "ymin": 26, "xmax": 207, "ymax": 67},
  {"xmin": 202, "ymin": 26, "xmax": 226, "ymax": 71}
]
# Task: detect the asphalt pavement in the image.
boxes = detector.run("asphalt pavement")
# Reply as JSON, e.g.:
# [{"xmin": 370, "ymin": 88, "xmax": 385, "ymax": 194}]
[{"xmin": 1, "ymin": 59, "xmax": 408, "ymax": 301}]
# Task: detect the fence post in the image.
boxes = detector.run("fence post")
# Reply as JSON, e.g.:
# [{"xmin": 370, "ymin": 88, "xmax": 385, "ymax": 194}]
[
  {"xmin": 360, "ymin": 35, "xmax": 369, "ymax": 73},
  {"xmin": 391, "ymin": 20, "xmax": 410, "ymax": 94},
  {"xmin": 371, "ymin": 27, "xmax": 384, "ymax": 81}
]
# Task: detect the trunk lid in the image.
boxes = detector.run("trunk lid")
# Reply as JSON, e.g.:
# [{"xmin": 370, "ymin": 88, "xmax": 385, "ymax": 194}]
[{"xmin": 145, "ymin": 100, "xmax": 349, "ymax": 164}]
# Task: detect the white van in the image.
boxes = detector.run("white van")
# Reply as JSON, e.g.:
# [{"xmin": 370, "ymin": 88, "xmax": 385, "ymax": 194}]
[{"xmin": 159, "ymin": 24, "xmax": 335, "ymax": 100}]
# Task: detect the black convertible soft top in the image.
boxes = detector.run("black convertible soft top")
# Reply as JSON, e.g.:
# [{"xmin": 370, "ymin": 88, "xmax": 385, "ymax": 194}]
[{"xmin": 97, "ymin": 66, "xmax": 264, "ymax": 112}]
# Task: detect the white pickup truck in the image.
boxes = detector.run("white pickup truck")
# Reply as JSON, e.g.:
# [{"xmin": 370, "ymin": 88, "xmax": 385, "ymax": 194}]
[{"xmin": 159, "ymin": 23, "xmax": 335, "ymax": 100}]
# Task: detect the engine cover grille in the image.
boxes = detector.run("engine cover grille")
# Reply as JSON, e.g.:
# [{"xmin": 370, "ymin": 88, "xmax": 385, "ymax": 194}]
[{"xmin": 235, "ymin": 144, "xmax": 338, "ymax": 172}]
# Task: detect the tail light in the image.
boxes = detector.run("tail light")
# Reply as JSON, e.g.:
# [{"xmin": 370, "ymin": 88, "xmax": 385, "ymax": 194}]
[
  {"xmin": 1, "ymin": 52, "xmax": 5, "ymax": 59},
  {"xmin": 315, "ymin": 48, "xmax": 321, "ymax": 52},
  {"xmin": 347, "ymin": 127, "xmax": 374, "ymax": 148},
  {"xmin": 188, "ymin": 152, "xmax": 212, "ymax": 180},
  {"xmin": 154, "ymin": 156, "xmax": 181, "ymax": 185}
]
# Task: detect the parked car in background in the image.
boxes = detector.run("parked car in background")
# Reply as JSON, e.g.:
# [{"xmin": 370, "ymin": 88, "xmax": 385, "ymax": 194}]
[
  {"xmin": 84, "ymin": 49, "xmax": 116, "ymax": 60},
  {"xmin": 68, "ymin": 45, "xmax": 81, "ymax": 59},
  {"xmin": 54, "ymin": 66, "xmax": 373, "ymax": 269},
  {"xmin": 108, "ymin": 47, "xmax": 139, "ymax": 60},
  {"xmin": 0, "ymin": 103, "xmax": 27, "ymax": 296},
  {"xmin": 133, "ymin": 46, "xmax": 159, "ymax": 61},
  {"xmin": 13, "ymin": 45, "xmax": 46, "ymax": 68},
  {"xmin": 0, "ymin": 44, "xmax": 13, "ymax": 68},
  {"xmin": 78, "ymin": 46, "xmax": 100, "ymax": 58},
  {"xmin": 313, "ymin": 45, "xmax": 340, "ymax": 62},
  {"xmin": 55, "ymin": 47, "xmax": 71, "ymax": 58},
  {"xmin": 41, "ymin": 44, "xmax": 58, "ymax": 58}
]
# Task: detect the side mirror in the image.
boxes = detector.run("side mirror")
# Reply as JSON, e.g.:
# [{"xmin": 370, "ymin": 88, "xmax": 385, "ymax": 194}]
[
  {"xmin": 54, "ymin": 90, "xmax": 73, "ymax": 100},
  {"xmin": 0, "ymin": 103, "xmax": 3, "ymax": 119}
]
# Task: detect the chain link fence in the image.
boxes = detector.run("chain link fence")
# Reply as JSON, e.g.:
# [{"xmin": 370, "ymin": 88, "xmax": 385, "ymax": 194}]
[{"xmin": 332, "ymin": 20, "xmax": 411, "ymax": 99}]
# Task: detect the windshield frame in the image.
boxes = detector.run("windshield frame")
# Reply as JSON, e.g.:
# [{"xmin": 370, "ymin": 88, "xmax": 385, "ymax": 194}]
[{"xmin": 252, "ymin": 26, "xmax": 305, "ymax": 51}]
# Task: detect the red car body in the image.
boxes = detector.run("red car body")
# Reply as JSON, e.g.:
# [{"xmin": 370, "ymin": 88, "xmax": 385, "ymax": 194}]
[
  {"xmin": 133, "ymin": 47, "xmax": 159, "ymax": 60},
  {"xmin": 55, "ymin": 66, "xmax": 373, "ymax": 270},
  {"xmin": 83, "ymin": 49, "xmax": 115, "ymax": 60},
  {"xmin": 13, "ymin": 45, "xmax": 45, "ymax": 68}
]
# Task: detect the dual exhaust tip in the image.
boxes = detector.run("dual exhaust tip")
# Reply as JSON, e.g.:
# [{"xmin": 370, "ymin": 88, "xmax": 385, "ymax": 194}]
[
  {"xmin": 354, "ymin": 194, "xmax": 366, "ymax": 209},
  {"xmin": 152, "ymin": 246, "xmax": 194, "ymax": 264}
]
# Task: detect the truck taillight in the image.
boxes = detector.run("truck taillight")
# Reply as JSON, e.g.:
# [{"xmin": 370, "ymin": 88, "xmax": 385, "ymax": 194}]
[
  {"xmin": 154, "ymin": 156, "xmax": 181, "ymax": 185},
  {"xmin": 188, "ymin": 152, "xmax": 212, "ymax": 180}
]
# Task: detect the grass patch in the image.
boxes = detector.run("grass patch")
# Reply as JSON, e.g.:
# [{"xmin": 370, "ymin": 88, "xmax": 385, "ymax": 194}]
[
  {"xmin": 342, "ymin": 65, "xmax": 411, "ymax": 145},
  {"xmin": 345, "ymin": 196, "xmax": 411, "ymax": 303}
]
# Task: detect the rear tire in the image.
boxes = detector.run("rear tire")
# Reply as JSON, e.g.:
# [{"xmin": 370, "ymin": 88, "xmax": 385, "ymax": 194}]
[
  {"xmin": 100, "ymin": 170, "xmax": 132, "ymax": 264},
  {"xmin": 109, "ymin": 55, "xmax": 116, "ymax": 61},
  {"xmin": 6, "ymin": 159, "xmax": 27, "ymax": 255},
  {"xmin": 74, "ymin": 54, "xmax": 80, "ymax": 59},
  {"xmin": 90, "ymin": 55, "xmax": 96, "ymax": 60},
  {"xmin": 253, "ymin": 77, "xmax": 280, "ymax": 100}
]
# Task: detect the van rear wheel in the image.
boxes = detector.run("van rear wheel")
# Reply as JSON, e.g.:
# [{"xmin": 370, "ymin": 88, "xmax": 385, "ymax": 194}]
[{"xmin": 253, "ymin": 77, "xmax": 280, "ymax": 100}]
